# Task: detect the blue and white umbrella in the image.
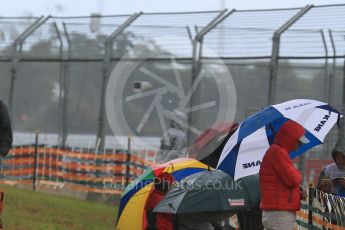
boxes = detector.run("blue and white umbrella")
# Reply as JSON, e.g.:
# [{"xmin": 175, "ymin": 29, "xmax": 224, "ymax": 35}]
[{"xmin": 217, "ymin": 99, "xmax": 341, "ymax": 180}]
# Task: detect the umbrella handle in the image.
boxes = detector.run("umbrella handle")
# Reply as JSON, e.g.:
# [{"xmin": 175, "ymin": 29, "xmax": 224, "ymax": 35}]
[{"xmin": 337, "ymin": 113, "xmax": 341, "ymax": 127}]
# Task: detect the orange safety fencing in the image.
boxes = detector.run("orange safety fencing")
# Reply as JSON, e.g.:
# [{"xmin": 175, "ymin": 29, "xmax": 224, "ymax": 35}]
[{"xmin": 0, "ymin": 146, "xmax": 155, "ymax": 194}]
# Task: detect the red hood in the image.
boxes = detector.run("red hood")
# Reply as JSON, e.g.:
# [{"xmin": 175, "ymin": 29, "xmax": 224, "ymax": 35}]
[{"xmin": 274, "ymin": 120, "xmax": 305, "ymax": 152}]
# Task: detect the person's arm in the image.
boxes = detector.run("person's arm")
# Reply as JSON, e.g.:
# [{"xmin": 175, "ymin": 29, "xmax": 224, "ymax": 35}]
[
  {"xmin": 160, "ymin": 130, "xmax": 176, "ymax": 150},
  {"xmin": 173, "ymin": 215, "xmax": 179, "ymax": 230},
  {"xmin": 146, "ymin": 208, "xmax": 157, "ymax": 230},
  {"xmin": 0, "ymin": 101, "xmax": 12, "ymax": 156},
  {"xmin": 316, "ymin": 168, "xmax": 331, "ymax": 192},
  {"xmin": 144, "ymin": 191, "xmax": 158, "ymax": 230},
  {"xmin": 270, "ymin": 150, "xmax": 302, "ymax": 188}
]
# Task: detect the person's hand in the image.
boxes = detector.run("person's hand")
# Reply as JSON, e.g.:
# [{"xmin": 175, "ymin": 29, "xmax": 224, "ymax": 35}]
[
  {"xmin": 300, "ymin": 190, "xmax": 308, "ymax": 200},
  {"xmin": 336, "ymin": 178, "xmax": 345, "ymax": 187},
  {"xmin": 319, "ymin": 177, "xmax": 331, "ymax": 192},
  {"xmin": 299, "ymin": 186, "xmax": 308, "ymax": 200}
]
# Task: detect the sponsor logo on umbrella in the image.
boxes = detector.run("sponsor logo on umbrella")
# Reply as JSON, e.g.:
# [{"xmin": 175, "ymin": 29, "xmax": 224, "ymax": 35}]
[
  {"xmin": 284, "ymin": 102, "xmax": 311, "ymax": 111},
  {"xmin": 314, "ymin": 114, "xmax": 330, "ymax": 132},
  {"xmin": 242, "ymin": 160, "xmax": 261, "ymax": 169},
  {"xmin": 228, "ymin": 198, "xmax": 245, "ymax": 206}
]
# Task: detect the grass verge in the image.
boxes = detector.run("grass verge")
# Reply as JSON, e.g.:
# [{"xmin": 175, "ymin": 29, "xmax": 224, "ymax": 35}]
[{"xmin": 0, "ymin": 185, "xmax": 117, "ymax": 230}]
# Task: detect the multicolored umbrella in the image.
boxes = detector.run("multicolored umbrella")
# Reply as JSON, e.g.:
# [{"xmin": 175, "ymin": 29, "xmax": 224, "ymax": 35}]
[{"xmin": 116, "ymin": 158, "xmax": 210, "ymax": 230}]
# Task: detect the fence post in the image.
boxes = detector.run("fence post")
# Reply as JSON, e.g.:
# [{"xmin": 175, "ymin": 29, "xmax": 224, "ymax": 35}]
[
  {"xmin": 188, "ymin": 9, "xmax": 233, "ymax": 146},
  {"xmin": 308, "ymin": 186, "xmax": 314, "ymax": 226},
  {"xmin": 320, "ymin": 30, "xmax": 329, "ymax": 102},
  {"xmin": 8, "ymin": 16, "xmax": 43, "ymax": 116},
  {"xmin": 13, "ymin": 16, "xmax": 51, "ymax": 110},
  {"xmin": 328, "ymin": 29, "xmax": 336, "ymax": 105},
  {"xmin": 125, "ymin": 136, "xmax": 132, "ymax": 187},
  {"xmin": 53, "ymin": 22, "xmax": 67, "ymax": 148},
  {"xmin": 268, "ymin": 5, "xmax": 313, "ymax": 104},
  {"xmin": 186, "ymin": 26, "xmax": 193, "ymax": 45},
  {"xmin": 33, "ymin": 130, "xmax": 40, "ymax": 191},
  {"xmin": 96, "ymin": 12, "xmax": 142, "ymax": 152},
  {"xmin": 62, "ymin": 22, "xmax": 72, "ymax": 148},
  {"xmin": 343, "ymin": 46, "xmax": 345, "ymax": 138}
]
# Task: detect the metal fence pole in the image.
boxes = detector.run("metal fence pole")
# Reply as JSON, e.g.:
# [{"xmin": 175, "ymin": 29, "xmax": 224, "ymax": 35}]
[
  {"xmin": 268, "ymin": 5, "xmax": 313, "ymax": 104},
  {"xmin": 96, "ymin": 12, "xmax": 142, "ymax": 151},
  {"xmin": 320, "ymin": 30, "xmax": 329, "ymax": 102},
  {"xmin": 328, "ymin": 29, "xmax": 336, "ymax": 105},
  {"xmin": 342, "ymin": 41, "xmax": 345, "ymax": 139},
  {"xmin": 53, "ymin": 22, "xmax": 66, "ymax": 148},
  {"xmin": 125, "ymin": 136, "xmax": 132, "ymax": 187},
  {"xmin": 33, "ymin": 130, "xmax": 40, "ymax": 191},
  {"xmin": 10, "ymin": 15, "xmax": 51, "ymax": 129},
  {"xmin": 308, "ymin": 186, "xmax": 314, "ymax": 226},
  {"xmin": 186, "ymin": 26, "xmax": 193, "ymax": 45},
  {"xmin": 9, "ymin": 16, "xmax": 43, "ymax": 116},
  {"xmin": 62, "ymin": 22, "xmax": 72, "ymax": 148},
  {"xmin": 187, "ymin": 9, "xmax": 233, "ymax": 146}
]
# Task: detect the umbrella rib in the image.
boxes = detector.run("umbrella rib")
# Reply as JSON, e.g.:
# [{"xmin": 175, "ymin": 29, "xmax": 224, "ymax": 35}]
[{"xmin": 129, "ymin": 187, "xmax": 153, "ymax": 198}]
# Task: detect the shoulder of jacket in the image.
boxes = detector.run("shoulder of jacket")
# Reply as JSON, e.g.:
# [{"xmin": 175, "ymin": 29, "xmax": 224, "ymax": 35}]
[
  {"xmin": 324, "ymin": 163, "xmax": 337, "ymax": 170},
  {"xmin": 324, "ymin": 163, "xmax": 342, "ymax": 174},
  {"xmin": 268, "ymin": 144, "xmax": 288, "ymax": 156}
]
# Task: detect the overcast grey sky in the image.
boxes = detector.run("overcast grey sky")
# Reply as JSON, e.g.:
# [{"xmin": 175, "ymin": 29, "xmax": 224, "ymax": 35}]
[{"xmin": 2, "ymin": 0, "xmax": 345, "ymax": 17}]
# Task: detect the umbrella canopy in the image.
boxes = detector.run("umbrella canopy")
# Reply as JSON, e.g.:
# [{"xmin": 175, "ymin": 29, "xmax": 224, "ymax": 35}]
[
  {"xmin": 154, "ymin": 170, "xmax": 260, "ymax": 217},
  {"xmin": 217, "ymin": 99, "xmax": 341, "ymax": 180},
  {"xmin": 116, "ymin": 158, "xmax": 209, "ymax": 230}
]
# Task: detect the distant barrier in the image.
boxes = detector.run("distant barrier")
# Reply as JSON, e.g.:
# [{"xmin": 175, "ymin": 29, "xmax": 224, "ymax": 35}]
[
  {"xmin": 0, "ymin": 146, "xmax": 154, "ymax": 194},
  {"xmin": 292, "ymin": 158, "xmax": 333, "ymax": 185}
]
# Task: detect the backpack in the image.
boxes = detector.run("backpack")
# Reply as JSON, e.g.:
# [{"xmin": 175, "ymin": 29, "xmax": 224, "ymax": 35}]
[{"xmin": 0, "ymin": 101, "xmax": 12, "ymax": 156}]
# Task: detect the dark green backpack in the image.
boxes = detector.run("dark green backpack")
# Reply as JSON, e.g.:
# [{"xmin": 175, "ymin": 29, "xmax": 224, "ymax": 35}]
[{"xmin": 0, "ymin": 101, "xmax": 12, "ymax": 156}]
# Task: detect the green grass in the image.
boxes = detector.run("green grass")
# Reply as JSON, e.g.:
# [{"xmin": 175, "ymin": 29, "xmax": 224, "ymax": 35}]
[{"xmin": 0, "ymin": 185, "xmax": 117, "ymax": 230}]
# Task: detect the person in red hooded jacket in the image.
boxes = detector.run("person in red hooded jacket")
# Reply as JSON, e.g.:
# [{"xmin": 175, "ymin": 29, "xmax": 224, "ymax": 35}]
[
  {"xmin": 259, "ymin": 120, "xmax": 308, "ymax": 230},
  {"xmin": 144, "ymin": 172, "xmax": 176, "ymax": 230}
]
